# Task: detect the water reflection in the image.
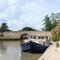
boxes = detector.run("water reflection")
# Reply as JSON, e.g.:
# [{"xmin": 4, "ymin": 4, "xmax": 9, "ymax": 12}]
[
  {"xmin": 0, "ymin": 41, "xmax": 21, "ymax": 60},
  {"xmin": 0, "ymin": 41, "xmax": 7, "ymax": 54},
  {"xmin": 0, "ymin": 41, "xmax": 7, "ymax": 50}
]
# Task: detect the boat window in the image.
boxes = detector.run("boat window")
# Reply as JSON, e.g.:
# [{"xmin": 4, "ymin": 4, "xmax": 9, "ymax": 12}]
[
  {"xmin": 30, "ymin": 36, "xmax": 36, "ymax": 39},
  {"xmin": 38, "ymin": 36, "xmax": 44, "ymax": 39},
  {"xmin": 41, "ymin": 36, "xmax": 44, "ymax": 39},
  {"xmin": 34, "ymin": 36, "xmax": 36, "ymax": 39},
  {"xmin": 43, "ymin": 42, "xmax": 45, "ymax": 45},
  {"xmin": 38, "ymin": 36, "xmax": 41, "ymax": 39},
  {"xmin": 30, "ymin": 36, "xmax": 33, "ymax": 39}
]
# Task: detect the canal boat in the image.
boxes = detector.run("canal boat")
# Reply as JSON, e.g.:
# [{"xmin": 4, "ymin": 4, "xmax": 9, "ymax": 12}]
[
  {"xmin": 21, "ymin": 41, "xmax": 49, "ymax": 53},
  {"xmin": 20, "ymin": 33, "xmax": 51, "ymax": 53}
]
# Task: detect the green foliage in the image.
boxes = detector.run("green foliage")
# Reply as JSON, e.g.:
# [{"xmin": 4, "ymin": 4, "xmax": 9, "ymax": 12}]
[
  {"xmin": 52, "ymin": 20, "xmax": 57, "ymax": 29},
  {"xmin": 21, "ymin": 27, "xmax": 37, "ymax": 31},
  {"xmin": 43, "ymin": 15, "xmax": 52, "ymax": 31},
  {"xmin": 52, "ymin": 31, "xmax": 58, "ymax": 41},
  {"xmin": 50, "ymin": 13, "xmax": 58, "ymax": 28},
  {"xmin": 43, "ymin": 13, "xmax": 58, "ymax": 31},
  {"xmin": 0, "ymin": 23, "xmax": 11, "ymax": 32},
  {"xmin": 52, "ymin": 26, "xmax": 60, "ymax": 42}
]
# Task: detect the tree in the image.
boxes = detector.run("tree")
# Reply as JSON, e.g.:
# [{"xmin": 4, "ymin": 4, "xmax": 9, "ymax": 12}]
[
  {"xmin": 50, "ymin": 13, "xmax": 60, "ymax": 20},
  {"xmin": 21, "ymin": 27, "xmax": 37, "ymax": 31},
  {"xmin": 0, "ymin": 23, "xmax": 11, "ymax": 32},
  {"xmin": 0, "ymin": 23, "xmax": 12, "ymax": 37},
  {"xmin": 50, "ymin": 13, "xmax": 58, "ymax": 29},
  {"xmin": 52, "ymin": 26, "xmax": 60, "ymax": 42},
  {"xmin": 43, "ymin": 15, "xmax": 52, "ymax": 31},
  {"xmin": 43, "ymin": 13, "xmax": 58, "ymax": 31},
  {"xmin": 52, "ymin": 19, "xmax": 57, "ymax": 29}
]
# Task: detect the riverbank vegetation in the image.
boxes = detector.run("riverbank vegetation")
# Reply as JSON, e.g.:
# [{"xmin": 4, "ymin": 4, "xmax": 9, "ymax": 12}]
[
  {"xmin": 52, "ymin": 26, "xmax": 60, "ymax": 42},
  {"xmin": 43, "ymin": 13, "xmax": 60, "ymax": 31},
  {"xmin": 20, "ymin": 27, "xmax": 37, "ymax": 31}
]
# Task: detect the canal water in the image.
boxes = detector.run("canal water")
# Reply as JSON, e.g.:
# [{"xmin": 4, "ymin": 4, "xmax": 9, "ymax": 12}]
[
  {"xmin": 0, "ymin": 41, "xmax": 21, "ymax": 60},
  {"xmin": 21, "ymin": 52, "xmax": 42, "ymax": 60},
  {"xmin": 0, "ymin": 41, "xmax": 42, "ymax": 60}
]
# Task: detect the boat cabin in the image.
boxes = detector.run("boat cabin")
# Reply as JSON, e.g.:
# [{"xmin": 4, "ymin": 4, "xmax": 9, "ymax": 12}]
[{"xmin": 20, "ymin": 32, "xmax": 51, "ymax": 46}]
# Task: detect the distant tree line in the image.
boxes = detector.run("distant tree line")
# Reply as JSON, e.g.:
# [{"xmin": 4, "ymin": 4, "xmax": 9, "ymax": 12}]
[
  {"xmin": 20, "ymin": 27, "xmax": 37, "ymax": 31},
  {"xmin": 0, "ymin": 23, "xmax": 11, "ymax": 32},
  {"xmin": 0, "ymin": 23, "xmax": 37, "ymax": 32}
]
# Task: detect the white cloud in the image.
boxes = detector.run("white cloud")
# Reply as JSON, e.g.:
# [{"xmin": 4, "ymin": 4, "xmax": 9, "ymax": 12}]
[
  {"xmin": 8, "ymin": 0, "xmax": 16, "ymax": 5},
  {"xmin": 0, "ymin": 0, "xmax": 60, "ymax": 31},
  {"xmin": 0, "ymin": 0, "xmax": 49, "ymax": 31}
]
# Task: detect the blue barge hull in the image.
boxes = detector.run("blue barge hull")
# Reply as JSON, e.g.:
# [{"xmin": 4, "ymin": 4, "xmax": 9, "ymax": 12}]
[{"xmin": 21, "ymin": 41, "xmax": 48, "ymax": 53}]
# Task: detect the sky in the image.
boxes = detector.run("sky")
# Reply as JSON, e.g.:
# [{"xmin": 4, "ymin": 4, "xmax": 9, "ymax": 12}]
[{"xmin": 0, "ymin": 0, "xmax": 60, "ymax": 31}]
